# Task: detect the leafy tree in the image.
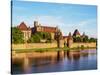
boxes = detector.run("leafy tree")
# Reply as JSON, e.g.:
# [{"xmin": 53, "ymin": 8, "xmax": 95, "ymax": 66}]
[
  {"xmin": 83, "ymin": 36, "xmax": 89, "ymax": 43},
  {"xmin": 27, "ymin": 34, "xmax": 40, "ymax": 43},
  {"xmin": 12, "ymin": 27, "xmax": 24, "ymax": 44},
  {"xmin": 27, "ymin": 32, "xmax": 52, "ymax": 43},
  {"xmin": 37, "ymin": 32, "xmax": 51, "ymax": 40},
  {"xmin": 89, "ymin": 38, "xmax": 97, "ymax": 42},
  {"xmin": 73, "ymin": 36, "xmax": 82, "ymax": 42}
]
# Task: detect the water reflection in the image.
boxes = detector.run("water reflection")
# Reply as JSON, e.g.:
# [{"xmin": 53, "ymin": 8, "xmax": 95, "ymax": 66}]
[{"xmin": 12, "ymin": 49, "xmax": 97, "ymax": 74}]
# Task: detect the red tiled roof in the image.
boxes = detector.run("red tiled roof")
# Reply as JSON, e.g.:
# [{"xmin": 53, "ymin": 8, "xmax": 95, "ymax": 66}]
[
  {"xmin": 18, "ymin": 22, "xmax": 30, "ymax": 30},
  {"xmin": 41, "ymin": 26, "xmax": 57, "ymax": 33}
]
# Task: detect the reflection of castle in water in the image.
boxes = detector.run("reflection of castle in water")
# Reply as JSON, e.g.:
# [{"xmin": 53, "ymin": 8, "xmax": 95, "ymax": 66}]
[
  {"xmin": 66, "ymin": 50, "xmax": 81, "ymax": 60},
  {"xmin": 12, "ymin": 50, "xmax": 90, "ymax": 73}
]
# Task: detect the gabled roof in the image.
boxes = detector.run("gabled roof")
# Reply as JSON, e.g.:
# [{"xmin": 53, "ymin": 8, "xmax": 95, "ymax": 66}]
[{"xmin": 17, "ymin": 22, "xmax": 30, "ymax": 31}]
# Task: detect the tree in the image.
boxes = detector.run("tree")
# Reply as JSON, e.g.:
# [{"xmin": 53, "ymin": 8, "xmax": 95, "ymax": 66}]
[
  {"xmin": 83, "ymin": 36, "xmax": 89, "ymax": 43},
  {"xmin": 12, "ymin": 27, "xmax": 24, "ymax": 44},
  {"xmin": 73, "ymin": 36, "xmax": 82, "ymax": 42},
  {"xmin": 27, "ymin": 32, "xmax": 52, "ymax": 43},
  {"xmin": 89, "ymin": 38, "xmax": 97, "ymax": 42},
  {"xmin": 27, "ymin": 34, "xmax": 40, "ymax": 43},
  {"xmin": 37, "ymin": 32, "xmax": 51, "ymax": 41}
]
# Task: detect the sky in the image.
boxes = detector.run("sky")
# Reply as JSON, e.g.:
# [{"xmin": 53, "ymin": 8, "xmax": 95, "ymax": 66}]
[{"xmin": 12, "ymin": 0, "xmax": 97, "ymax": 38}]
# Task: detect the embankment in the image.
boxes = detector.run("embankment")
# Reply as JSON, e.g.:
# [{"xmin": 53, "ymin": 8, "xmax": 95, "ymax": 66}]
[{"xmin": 12, "ymin": 42, "xmax": 96, "ymax": 50}]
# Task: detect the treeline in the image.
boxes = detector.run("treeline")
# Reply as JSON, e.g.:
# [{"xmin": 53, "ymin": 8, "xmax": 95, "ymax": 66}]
[{"xmin": 73, "ymin": 36, "xmax": 97, "ymax": 43}]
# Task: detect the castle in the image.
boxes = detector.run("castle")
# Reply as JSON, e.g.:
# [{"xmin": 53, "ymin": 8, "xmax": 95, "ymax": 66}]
[
  {"xmin": 31, "ymin": 21, "xmax": 59, "ymax": 40},
  {"xmin": 17, "ymin": 21, "xmax": 60, "ymax": 42},
  {"xmin": 17, "ymin": 21, "xmax": 85, "ymax": 48}
]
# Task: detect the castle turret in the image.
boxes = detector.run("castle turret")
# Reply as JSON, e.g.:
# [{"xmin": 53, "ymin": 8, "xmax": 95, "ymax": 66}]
[
  {"xmin": 34, "ymin": 21, "xmax": 38, "ymax": 27},
  {"xmin": 82, "ymin": 32, "xmax": 85, "ymax": 38}
]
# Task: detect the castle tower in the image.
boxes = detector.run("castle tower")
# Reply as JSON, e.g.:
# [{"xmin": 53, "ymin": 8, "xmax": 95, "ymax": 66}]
[
  {"xmin": 82, "ymin": 32, "xmax": 85, "ymax": 38},
  {"xmin": 34, "ymin": 21, "xmax": 38, "ymax": 27},
  {"xmin": 67, "ymin": 32, "xmax": 73, "ymax": 48}
]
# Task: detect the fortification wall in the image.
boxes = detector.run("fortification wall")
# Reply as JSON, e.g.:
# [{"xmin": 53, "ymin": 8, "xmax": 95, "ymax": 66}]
[{"xmin": 12, "ymin": 42, "xmax": 96, "ymax": 50}]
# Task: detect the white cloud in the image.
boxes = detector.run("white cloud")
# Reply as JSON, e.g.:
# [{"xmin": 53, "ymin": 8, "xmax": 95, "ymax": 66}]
[
  {"xmin": 14, "ymin": 15, "xmax": 97, "ymax": 38},
  {"xmin": 37, "ymin": 15, "xmax": 63, "ymax": 26},
  {"xmin": 35, "ymin": 16, "xmax": 97, "ymax": 37}
]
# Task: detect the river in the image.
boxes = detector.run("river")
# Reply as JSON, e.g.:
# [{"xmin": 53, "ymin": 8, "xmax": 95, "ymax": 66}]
[{"xmin": 11, "ymin": 49, "xmax": 97, "ymax": 74}]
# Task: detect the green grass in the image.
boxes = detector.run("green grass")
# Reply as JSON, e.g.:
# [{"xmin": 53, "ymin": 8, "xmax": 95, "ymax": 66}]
[{"xmin": 12, "ymin": 46, "xmax": 96, "ymax": 53}]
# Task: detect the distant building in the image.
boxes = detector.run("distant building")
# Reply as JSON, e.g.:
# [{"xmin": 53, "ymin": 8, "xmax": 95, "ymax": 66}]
[{"xmin": 17, "ymin": 22, "xmax": 31, "ymax": 42}]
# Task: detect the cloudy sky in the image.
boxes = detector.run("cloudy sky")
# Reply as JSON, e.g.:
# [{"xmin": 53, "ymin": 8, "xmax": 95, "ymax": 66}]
[{"xmin": 12, "ymin": 0, "xmax": 97, "ymax": 38}]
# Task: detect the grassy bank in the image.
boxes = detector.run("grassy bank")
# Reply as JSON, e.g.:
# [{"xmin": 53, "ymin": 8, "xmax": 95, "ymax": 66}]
[{"xmin": 12, "ymin": 46, "xmax": 96, "ymax": 53}]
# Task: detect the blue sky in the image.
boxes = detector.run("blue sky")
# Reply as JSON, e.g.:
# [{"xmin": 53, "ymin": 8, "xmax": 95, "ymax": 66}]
[{"xmin": 12, "ymin": 1, "xmax": 97, "ymax": 38}]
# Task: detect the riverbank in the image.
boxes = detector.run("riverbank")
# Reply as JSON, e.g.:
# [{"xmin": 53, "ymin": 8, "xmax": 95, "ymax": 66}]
[{"xmin": 12, "ymin": 46, "xmax": 96, "ymax": 53}]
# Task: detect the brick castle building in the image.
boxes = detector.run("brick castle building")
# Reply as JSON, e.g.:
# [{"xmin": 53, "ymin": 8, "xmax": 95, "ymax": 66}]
[
  {"xmin": 31, "ymin": 21, "xmax": 59, "ymax": 40},
  {"xmin": 17, "ymin": 21, "xmax": 84, "ymax": 48},
  {"xmin": 17, "ymin": 21, "xmax": 60, "ymax": 42}
]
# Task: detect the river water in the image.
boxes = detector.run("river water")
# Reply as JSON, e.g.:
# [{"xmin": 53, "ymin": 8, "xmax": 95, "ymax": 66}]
[{"xmin": 11, "ymin": 49, "xmax": 97, "ymax": 74}]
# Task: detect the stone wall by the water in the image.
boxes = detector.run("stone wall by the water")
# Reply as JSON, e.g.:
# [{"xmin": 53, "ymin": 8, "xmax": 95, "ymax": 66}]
[{"xmin": 12, "ymin": 42, "xmax": 96, "ymax": 50}]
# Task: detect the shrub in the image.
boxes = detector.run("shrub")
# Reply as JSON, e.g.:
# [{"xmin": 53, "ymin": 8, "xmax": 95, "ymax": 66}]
[
  {"xmin": 12, "ymin": 27, "xmax": 24, "ymax": 44},
  {"xmin": 27, "ymin": 34, "xmax": 40, "ymax": 43},
  {"xmin": 81, "ymin": 45, "xmax": 84, "ymax": 50}
]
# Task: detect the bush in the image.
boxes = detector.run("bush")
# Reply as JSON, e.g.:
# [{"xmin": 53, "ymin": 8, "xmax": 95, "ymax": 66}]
[
  {"xmin": 89, "ymin": 38, "xmax": 97, "ymax": 42},
  {"xmin": 81, "ymin": 45, "xmax": 84, "ymax": 50},
  {"xmin": 73, "ymin": 36, "xmax": 82, "ymax": 42},
  {"xmin": 12, "ymin": 27, "xmax": 24, "ymax": 44},
  {"xmin": 83, "ymin": 36, "xmax": 89, "ymax": 43},
  {"xmin": 45, "ymin": 39, "xmax": 51, "ymax": 43},
  {"xmin": 27, "ymin": 32, "xmax": 52, "ymax": 43},
  {"xmin": 27, "ymin": 34, "xmax": 40, "ymax": 43}
]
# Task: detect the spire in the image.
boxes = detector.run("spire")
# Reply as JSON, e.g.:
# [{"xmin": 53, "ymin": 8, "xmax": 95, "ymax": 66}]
[
  {"xmin": 73, "ymin": 29, "xmax": 80, "ymax": 37},
  {"xmin": 68, "ymin": 32, "xmax": 73, "ymax": 40},
  {"xmin": 68, "ymin": 32, "xmax": 71, "ymax": 37},
  {"xmin": 34, "ymin": 21, "xmax": 38, "ymax": 27},
  {"xmin": 82, "ymin": 32, "xmax": 85, "ymax": 36}
]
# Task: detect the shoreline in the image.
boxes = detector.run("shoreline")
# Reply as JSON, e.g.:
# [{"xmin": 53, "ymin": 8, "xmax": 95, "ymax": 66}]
[{"xmin": 12, "ymin": 46, "xmax": 97, "ymax": 53}]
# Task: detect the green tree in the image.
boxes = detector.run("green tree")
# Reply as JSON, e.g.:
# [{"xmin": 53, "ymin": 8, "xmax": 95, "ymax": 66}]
[
  {"xmin": 83, "ymin": 36, "xmax": 88, "ymax": 43},
  {"xmin": 89, "ymin": 38, "xmax": 97, "ymax": 42},
  {"xmin": 27, "ymin": 34, "xmax": 40, "ymax": 43},
  {"xmin": 12, "ymin": 27, "xmax": 24, "ymax": 44},
  {"xmin": 73, "ymin": 36, "xmax": 82, "ymax": 42},
  {"xmin": 27, "ymin": 32, "xmax": 52, "ymax": 43}
]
